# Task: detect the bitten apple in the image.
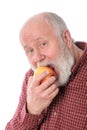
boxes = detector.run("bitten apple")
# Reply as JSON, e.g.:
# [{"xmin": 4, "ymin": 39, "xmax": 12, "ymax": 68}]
[{"xmin": 34, "ymin": 66, "xmax": 55, "ymax": 83}]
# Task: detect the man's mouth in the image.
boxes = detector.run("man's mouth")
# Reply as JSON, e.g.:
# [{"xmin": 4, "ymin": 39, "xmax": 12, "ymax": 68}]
[
  {"xmin": 37, "ymin": 63, "xmax": 56, "ymax": 72},
  {"xmin": 46, "ymin": 64, "xmax": 56, "ymax": 74}
]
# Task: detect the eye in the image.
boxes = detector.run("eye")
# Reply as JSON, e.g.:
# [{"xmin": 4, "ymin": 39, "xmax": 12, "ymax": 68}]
[
  {"xmin": 26, "ymin": 48, "xmax": 34, "ymax": 55},
  {"xmin": 40, "ymin": 42, "xmax": 47, "ymax": 47}
]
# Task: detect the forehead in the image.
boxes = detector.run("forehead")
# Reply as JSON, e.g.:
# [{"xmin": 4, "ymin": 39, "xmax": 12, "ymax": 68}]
[{"xmin": 20, "ymin": 16, "xmax": 56, "ymax": 46}]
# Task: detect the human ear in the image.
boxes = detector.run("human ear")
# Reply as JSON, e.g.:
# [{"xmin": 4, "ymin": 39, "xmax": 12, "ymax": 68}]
[{"xmin": 61, "ymin": 29, "xmax": 72, "ymax": 48}]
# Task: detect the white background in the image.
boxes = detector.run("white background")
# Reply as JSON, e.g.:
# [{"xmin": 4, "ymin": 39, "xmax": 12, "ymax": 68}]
[{"xmin": 0, "ymin": 0, "xmax": 87, "ymax": 129}]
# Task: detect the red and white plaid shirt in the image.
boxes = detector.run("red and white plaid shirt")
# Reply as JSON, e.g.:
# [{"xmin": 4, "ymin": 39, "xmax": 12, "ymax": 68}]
[{"xmin": 5, "ymin": 42, "xmax": 87, "ymax": 130}]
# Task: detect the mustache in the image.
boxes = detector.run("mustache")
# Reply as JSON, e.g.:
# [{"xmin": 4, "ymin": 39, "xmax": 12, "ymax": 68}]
[{"xmin": 30, "ymin": 61, "xmax": 56, "ymax": 71}]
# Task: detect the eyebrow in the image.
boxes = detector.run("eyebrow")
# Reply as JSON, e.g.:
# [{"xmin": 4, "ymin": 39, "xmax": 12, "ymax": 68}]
[
  {"xmin": 23, "ymin": 37, "xmax": 45, "ymax": 49},
  {"xmin": 34, "ymin": 37, "xmax": 45, "ymax": 41}
]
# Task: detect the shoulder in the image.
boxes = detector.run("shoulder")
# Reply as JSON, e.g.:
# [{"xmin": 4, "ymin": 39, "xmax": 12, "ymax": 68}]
[{"xmin": 75, "ymin": 41, "xmax": 87, "ymax": 50}]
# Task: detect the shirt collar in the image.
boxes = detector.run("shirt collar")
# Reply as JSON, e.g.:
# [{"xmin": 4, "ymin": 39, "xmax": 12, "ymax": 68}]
[{"xmin": 71, "ymin": 41, "xmax": 87, "ymax": 78}]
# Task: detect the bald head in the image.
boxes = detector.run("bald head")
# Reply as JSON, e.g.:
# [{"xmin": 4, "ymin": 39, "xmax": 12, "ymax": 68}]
[
  {"xmin": 20, "ymin": 13, "xmax": 57, "ymax": 46},
  {"xmin": 20, "ymin": 12, "xmax": 68, "ymax": 42}
]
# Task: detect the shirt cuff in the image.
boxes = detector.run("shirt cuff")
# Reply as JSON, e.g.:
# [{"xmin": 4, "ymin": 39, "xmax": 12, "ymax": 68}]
[{"xmin": 20, "ymin": 103, "xmax": 47, "ymax": 129}]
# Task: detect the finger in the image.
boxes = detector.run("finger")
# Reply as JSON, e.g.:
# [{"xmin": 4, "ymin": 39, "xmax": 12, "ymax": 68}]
[
  {"xmin": 33, "ymin": 71, "xmax": 50, "ymax": 85},
  {"xmin": 45, "ymin": 84, "xmax": 57, "ymax": 95},
  {"xmin": 48, "ymin": 87, "xmax": 59, "ymax": 99},
  {"xmin": 28, "ymin": 76, "xmax": 33, "ymax": 85},
  {"xmin": 41, "ymin": 83, "xmax": 58, "ymax": 98},
  {"xmin": 41, "ymin": 76, "xmax": 56, "ymax": 90},
  {"xmin": 27, "ymin": 76, "xmax": 33, "ymax": 89}
]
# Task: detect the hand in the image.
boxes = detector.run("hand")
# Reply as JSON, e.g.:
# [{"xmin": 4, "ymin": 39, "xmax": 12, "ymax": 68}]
[{"xmin": 26, "ymin": 71, "xmax": 59, "ymax": 115}]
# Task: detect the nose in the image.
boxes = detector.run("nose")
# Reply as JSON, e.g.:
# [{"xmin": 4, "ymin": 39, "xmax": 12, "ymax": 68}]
[{"xmin": 33, "ymin": 50, "xmax": 45, "ymax": 63}]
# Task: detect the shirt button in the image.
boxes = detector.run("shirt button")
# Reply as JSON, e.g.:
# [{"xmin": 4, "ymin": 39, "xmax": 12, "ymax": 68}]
[
  {"xmin": 54, "ymin": 112, "xmax": 57, "ymax": 116},
  {"xmin": 39, "ymin": 118, "xmax": 41, "ymax": 121}
]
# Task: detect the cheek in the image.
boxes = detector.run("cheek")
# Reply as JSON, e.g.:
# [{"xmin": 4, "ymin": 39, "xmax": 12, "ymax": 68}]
[
  {"xmin": 27, "ymin": 56, "xmax": 34, "ymax": 65},
  {"xmin": 47, "ymin": 48, "xmax": 60, "ymax": 59}
]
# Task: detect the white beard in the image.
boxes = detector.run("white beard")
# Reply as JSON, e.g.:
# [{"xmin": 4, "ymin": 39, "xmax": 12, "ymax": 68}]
[{"xmin": 55, "ymin": 48, "xmax": 75, "ymax": 86}]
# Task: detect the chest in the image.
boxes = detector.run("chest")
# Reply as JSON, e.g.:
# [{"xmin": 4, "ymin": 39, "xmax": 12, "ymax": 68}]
[{"xmin": 40, "ymin": 69, "xmax": 87, "ymax": 129}]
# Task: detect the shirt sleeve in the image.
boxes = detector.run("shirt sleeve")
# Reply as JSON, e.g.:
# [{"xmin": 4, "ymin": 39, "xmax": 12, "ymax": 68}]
[{"xmin": 5, "ymin": 70, "xmax": 47, "ymax": 130}]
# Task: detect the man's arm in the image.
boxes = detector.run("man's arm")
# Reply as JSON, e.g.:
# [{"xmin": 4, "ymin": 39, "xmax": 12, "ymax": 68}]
[{"xmin": 5, "ymin": 70, "xmax": 46, "ymax": 130}]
